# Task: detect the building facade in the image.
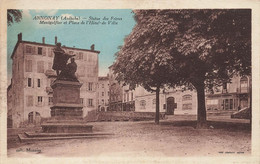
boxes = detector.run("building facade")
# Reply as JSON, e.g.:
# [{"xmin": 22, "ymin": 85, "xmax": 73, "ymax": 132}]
[
  {"xmin": 206, "ymin": 75, "xmax": 251, "ymax": 111},
  {"xmin": 7, "ymin": 33, "xmax": 100, "ymax": 128},
  {"xmin": 108, "ymin": 66, "xmax": 123, "ymax": 111},
  {"xmin": 97, "ymin": 76, "xmax": 110, "ymax": 111},
  {"xmin": 122, "ymin": 85, "xmax": 135, "ymax": 111},
  {"xmin": 134, "ymin": 86, "xmax": 198, "ymax": 115}
]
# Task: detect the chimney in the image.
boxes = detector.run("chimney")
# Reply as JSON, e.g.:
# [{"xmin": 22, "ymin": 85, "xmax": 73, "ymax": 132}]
[
  {"xmin": 55, "ymin": 36, "xmax": 57, "ymax": 44},
  {"xmin": 91, "ymin": 44, "xmax": 95, "ymax": 51},
  {"xmin": 18, "ymin": 33, "xmax": 22, "ymax": 41},
  {"xmin": 42, "ymin": 37, "xmax": 45, "ymax": 44}
]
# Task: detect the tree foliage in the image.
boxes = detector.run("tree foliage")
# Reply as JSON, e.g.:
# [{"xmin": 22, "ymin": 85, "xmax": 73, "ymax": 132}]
[
  {"xmin": 7, "ymin": 9, "xmax": 23, "ymax": 26},
  {"xmin": 112, "ymin": 9, "xmax": 251, "ymax": 127}
]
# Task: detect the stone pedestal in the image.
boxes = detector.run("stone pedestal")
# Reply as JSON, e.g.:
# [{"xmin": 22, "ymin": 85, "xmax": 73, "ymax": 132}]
[
  {"xmin": 42, "ymin": 80, "xmax": 93, "ymax": 133},
  {"xmin": 51, "ymin": 80, "xmax": 83, "ymax": 119}
]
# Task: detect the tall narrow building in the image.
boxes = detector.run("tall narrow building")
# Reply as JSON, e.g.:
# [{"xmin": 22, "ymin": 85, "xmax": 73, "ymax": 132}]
[
  {"xmin": 7, "ymin": 33, "xmax": 100, "ymax": 128},
  {"xmin": 97, "ymin": 75, "xmax": 110, "ymax": 111}
]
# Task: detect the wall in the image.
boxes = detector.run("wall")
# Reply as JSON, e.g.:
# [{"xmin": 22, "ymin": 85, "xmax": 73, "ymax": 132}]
[{"xmin": 9, "ymin": 40, "xmax": 99, "ymax": 127}]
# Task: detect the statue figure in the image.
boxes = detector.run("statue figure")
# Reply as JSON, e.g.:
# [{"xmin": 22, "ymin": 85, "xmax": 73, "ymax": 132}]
[
  {"xmin": 59, "ymin": 58, "xmax": 78, "ymax": 81},
  {"xmin": 52, "ymin": 42, "xmax": 73, "ymax": 76},
  {"xmin": 52, "ymin": 42, "xmax": 78, "ymax": 81}
]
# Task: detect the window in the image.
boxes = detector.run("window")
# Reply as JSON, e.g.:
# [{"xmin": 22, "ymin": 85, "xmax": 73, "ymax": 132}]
[
  {"xmin": 230, "ymin": 99, "xmax": 233, "ymax": 109},
  {"xmin": 88, "ymin": 82, "xmax": 93, "ymax": 91},
  {"xmin": 27, "ymin": 95, "xmax": 33, "ymax": 106},
  {"xmin": 102, "ymin": 92, "xmax": 104, "ymax": 96},
  {"xmin": 223, "ymin": 99, "xmax": 233, "ymax": 110},
  {"xmin": 127, "ymin": 93, "xmax": 129, "ymax": 102},
  {"xmin": 37, "ymin": 61, "xmax": 44, "ymax": 73},
  {"xmin": 102, "ymin": 84, "xmax": 104, "ymax": 88},
  {"xmin": 38, "ymin": 47, "xmax": 42, "ymax": 55},
  {"xmin": 79, "ymin": 52, "xmax": 83, "ymax": 60},
  {"xmin": 131, "ymin": 92, "xmax": 133, "ymax": 101},
  {"xmin": 26, "ymin": 45, "xmax": 32, "ymax": 53},
  {"xmin": 80, "ymin": 98, "xmax": 84, "ymax": 104},
  {"xmin": 48, "ymin": 48, "xmax": 54, "ymax": 57},
  {"xmin": 28, "ymin": 112, "xmax": 33, "ymax": 123},
  {"xmin": 183, "ymin": 103, "xmax": 192, "ymax": 110},
  {"xmin": 88, "ymin": 55, "xmax": 92, "ymax": 62},
  {"xmin": 88, "ymin": 99, "xmax": 93, "ymax": 107},
  {"xmin": 183, "ymin": 94, "xmax": 192, "ymax": 101},
  {"xmin": 48, "ymin": 97, "xmax": 53, "ymax": 105},
  {"xmin": 224, "ymin": 99, "xmax": 229, "ymax": 110},
  {"xmin": 37, "ymin": 79, "xmax": 41, "ymax": 87},
  {"xmin": 152, "ymin": 99, "xmax": 156, "ymax": 105},
  {"xmin": 28, "ymin": 78, "xmax": 32, "ymax": 87},
  {"xmin": 38, "ymin": 96, "xmax": 43, "ymax": 106},
  {"xmin": 223, "ymin": 82, "xmax": 227, "ymax": 93},
  {"xmin": 240, "ymin": 76, "xmax": 248, "ymax": 93},
  {"xmin": 140, "ymin": 100, "xmax": 146, "ymax": 109},
  {"xmin": 25, "ymin": 60, "xmax": 33, "ymax": 72},
  {"xmin": 102, "ymin": 99, "xmax": 104, "ymax": 105},
  {"xmin": 108, "ymin": 91, "xmax": 110, "ymax": 96}
]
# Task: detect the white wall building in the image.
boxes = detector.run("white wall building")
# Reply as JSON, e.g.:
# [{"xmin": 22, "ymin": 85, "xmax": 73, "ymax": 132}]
[
  {"xmin": 97, "ymin": 76, "xmax": 110, "ymax": 111},
  {"xmin": 7, "ymin": 33, "xmax": 100, "ymax": 128},
  {"xmin": 134, "ymin": 86, "xmax": 197, "ymax": 115}
]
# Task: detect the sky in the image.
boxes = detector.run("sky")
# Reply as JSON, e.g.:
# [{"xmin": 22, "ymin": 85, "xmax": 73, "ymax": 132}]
[{"xmin": 7, "ymin": 9, "xmax": 136, "ymax": 83}]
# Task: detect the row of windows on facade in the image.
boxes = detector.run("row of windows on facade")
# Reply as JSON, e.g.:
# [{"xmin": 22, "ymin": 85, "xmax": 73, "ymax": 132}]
[
  {"xmin": 123, "ymin": 92, "xmax": 134, "ymax": 102},
  {"xmin": 98, "ymin": 99, "xmax": 109, "ymax": 105},
  {"xmin": 139, "ymin": 99, "xmax": 192, "ymax": 110},
  {"xmin": 24, "ymin": 59, "xmax": 97, "ymax": 77},
  {"xmin": 27, "ymin": 78, "xmax": 99, "ymax": 93},
  {"xmin": 26, "ymin": 96, "xmax": 94, "ymax": 107},
  {"xmin": 25, "ymin": 45, "xmax": 95, "ymax": 61},
  {"xmin": 110, "ymin": 95, "xmax": 121, "ymax": 102},
  {"xmin": 207, "ymin": 98, "xmax": 243, "ymax": 110},
  {"xmin": 97, "ymin": 83, "xmax": 109, "ymax": 88},
  {"xmin": 97, "ymin": 91, "xmax": 109, "ymax": 97},
  {"xmin": 222, "ymin": 76, "xmax": 249, "ymax": 93},
  {"xmin": 138, "ymin": 94, "xmax": 192, "ymax": 106}
]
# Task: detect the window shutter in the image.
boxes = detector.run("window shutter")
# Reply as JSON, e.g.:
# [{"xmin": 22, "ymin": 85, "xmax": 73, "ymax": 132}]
[
  {"xmin": 37, "ymin": 61, "xmax": 44, "ymax": 73},
  {"xmin": 25, "ymin": 60, "xmax": 33, "ymax": 72},
  {"xmin": 32, "ymin": 46, "xmax": 36, "ymax": 55},
  {"xmin": 42, "ymin": 47, "xmax": 46, "ymax": 56},
  {"xmin": 48, "ymin": 48, "xmax": 52, "ymax": 57},
  {"xmin": 75, "ymin": 52, "xmax": 79, "ymax": 60}
]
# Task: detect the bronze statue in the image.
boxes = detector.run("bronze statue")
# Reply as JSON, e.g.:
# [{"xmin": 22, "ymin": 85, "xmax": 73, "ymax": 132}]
[
  {"xmin": 59, "ymin": 58, "xmax": 78, "ymax": 81},
  {"xmin": 52, "ymin": 43, "xmax": 78, "ymax": 81}
]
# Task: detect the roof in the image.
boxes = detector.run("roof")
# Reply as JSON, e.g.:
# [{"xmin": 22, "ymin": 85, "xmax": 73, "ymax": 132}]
[{"xmin": 11, "ymin": 40, "xmax": 100, "ymax": 59}]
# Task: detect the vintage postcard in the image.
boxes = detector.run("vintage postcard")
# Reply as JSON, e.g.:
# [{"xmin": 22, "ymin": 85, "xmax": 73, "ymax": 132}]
[{"xmin": 1, "ymin": 0, "xmax": 260, "ymax": 163}]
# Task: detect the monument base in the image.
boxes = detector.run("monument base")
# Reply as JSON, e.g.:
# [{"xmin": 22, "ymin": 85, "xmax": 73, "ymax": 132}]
[
  {"xmin": 41, "ymin": 122, "xmax": 93, "ymax": 133},
  {"xmin": 50, "ymin": 105, "xmax": 83, "ymax": 120}
]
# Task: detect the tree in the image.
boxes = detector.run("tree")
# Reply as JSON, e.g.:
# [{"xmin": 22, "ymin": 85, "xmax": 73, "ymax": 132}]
[
  {"xmin": 113, "ymin": 10, "xmax": 251, "ymax": 128},
  {"xmin": 112, "ymin": 42, "xmax": 176, "ymax": 124},
  {"xmin": 7, "ymin": 9, "xmax": 22, "ymax": 26}
]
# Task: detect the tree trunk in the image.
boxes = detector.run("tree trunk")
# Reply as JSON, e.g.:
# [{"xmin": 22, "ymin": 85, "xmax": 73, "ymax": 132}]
[
  {"xmin": 195, "ymin": 82, "xmax": 207, "ymax": 129},
  {"xmin": 155, "ymin": 87, "xmax": 160, "ymax": 124}
]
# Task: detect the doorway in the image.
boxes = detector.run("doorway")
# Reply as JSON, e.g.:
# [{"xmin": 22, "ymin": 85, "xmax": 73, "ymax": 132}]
[{"xmin": 166, "ymin": 97, "xmax": 175, "ymax": 115}]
